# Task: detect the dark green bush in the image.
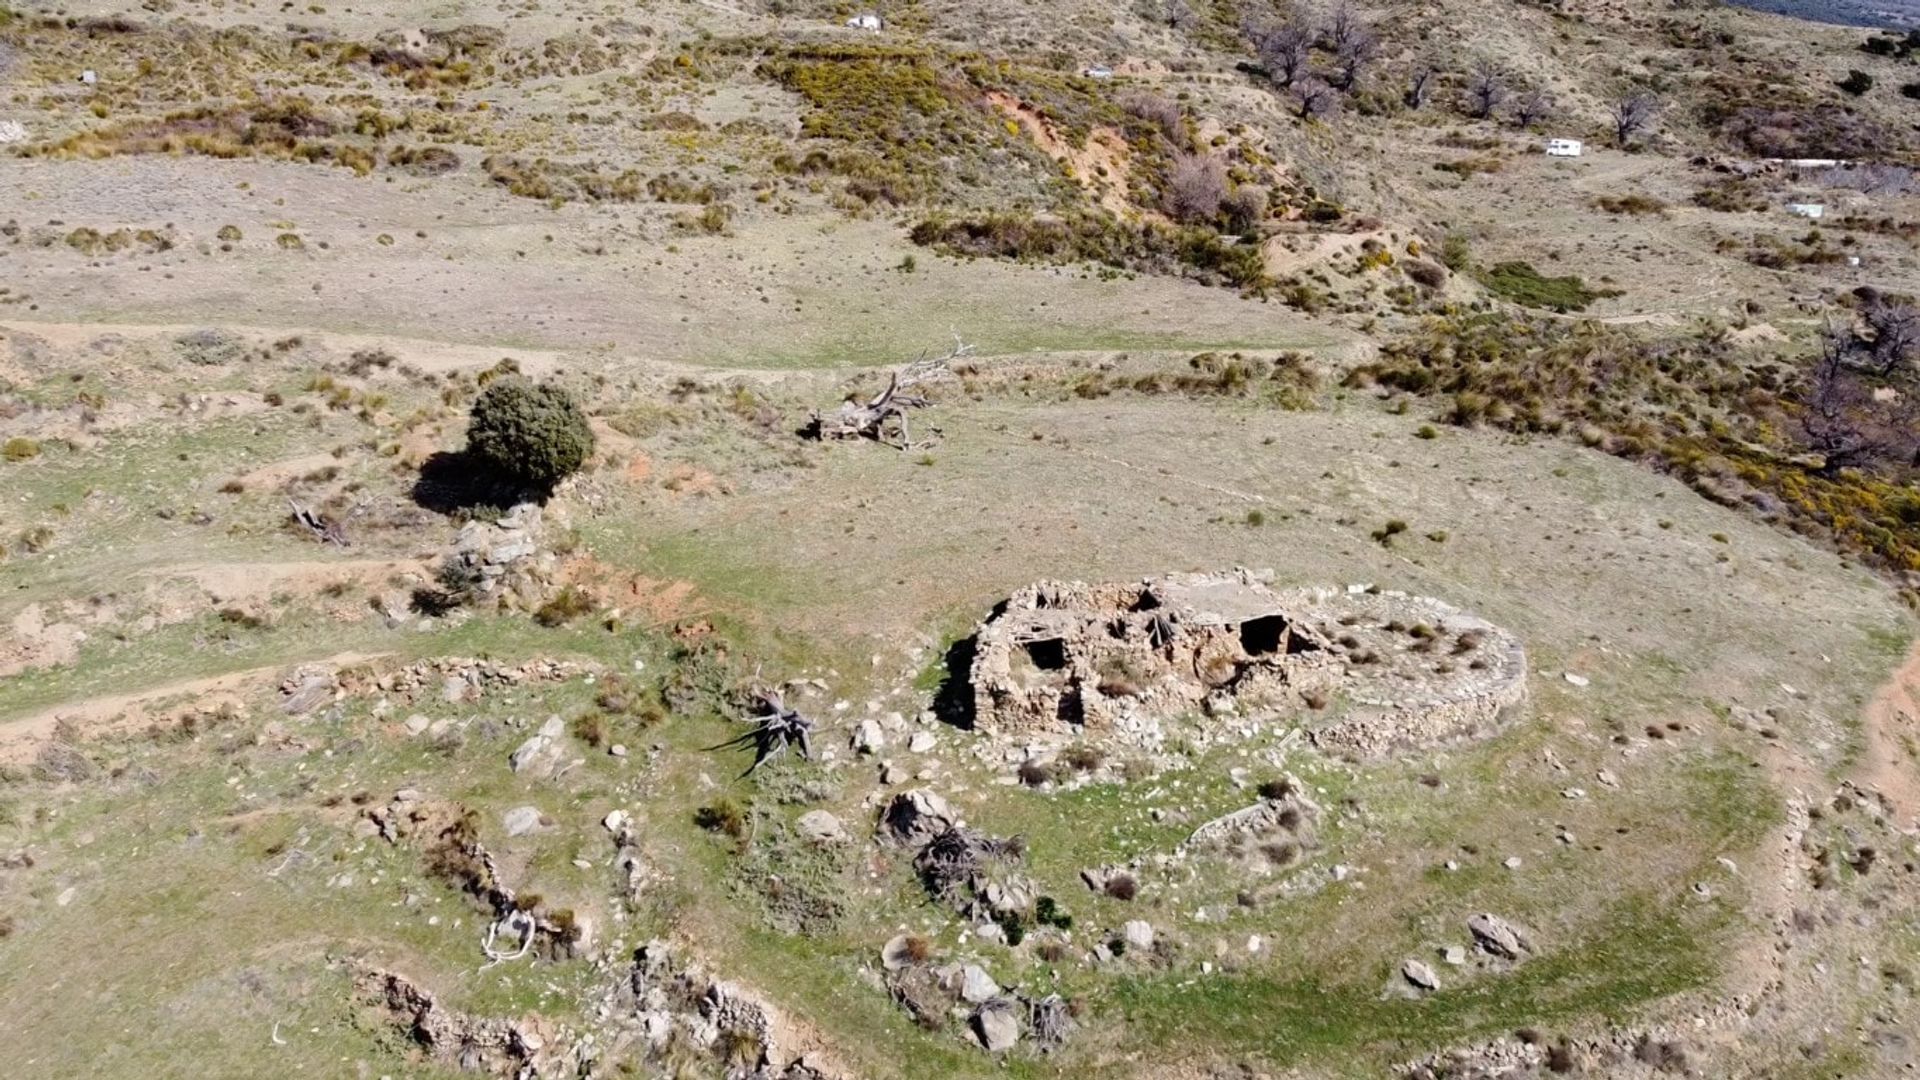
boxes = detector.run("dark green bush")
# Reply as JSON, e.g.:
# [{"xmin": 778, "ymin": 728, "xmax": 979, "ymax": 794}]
[{"xmin": 465, "ymin": 377, "xmax": 594, "ymax": 490}]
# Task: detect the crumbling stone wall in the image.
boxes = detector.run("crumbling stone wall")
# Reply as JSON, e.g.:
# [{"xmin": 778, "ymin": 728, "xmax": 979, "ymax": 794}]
[
  {"xmin": 969, "ymin": 570, "xmax": 1343, "ymax": 740},
  {"xmin": 967, "ymin": 571, "xmax": 1528, "ymax": 758}
]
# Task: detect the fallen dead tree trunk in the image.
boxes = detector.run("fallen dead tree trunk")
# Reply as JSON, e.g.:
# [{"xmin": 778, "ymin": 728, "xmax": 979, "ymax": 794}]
[{"xmin": 805, "ymin": 338, "xmax": 971, "ymax": 448}]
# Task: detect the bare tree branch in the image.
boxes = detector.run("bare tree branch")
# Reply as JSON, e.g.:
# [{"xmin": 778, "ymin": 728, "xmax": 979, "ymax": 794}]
[
  {"xmin": 1466, "ymin": 59, "xmax": 1506, "ymax": 120},
  {"xmin": 1611, "ymin": 92, "xmax": 1660, "ymax": 146},
  {"xmin": 1511, "ymin": 86, "xmax": 1554, "ymax": 130},
  {"xmin": 1405, "ymin": 65, "xmax": 1437, "ymax": 110}
]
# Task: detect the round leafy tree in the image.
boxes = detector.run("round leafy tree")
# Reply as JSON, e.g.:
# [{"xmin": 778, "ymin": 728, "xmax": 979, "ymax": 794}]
[{"xmin": 465, "ymin": 376, "xmax": 594, "ymax": 490}]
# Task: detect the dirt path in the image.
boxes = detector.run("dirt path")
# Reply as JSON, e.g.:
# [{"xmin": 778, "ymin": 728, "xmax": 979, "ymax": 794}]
[
  {"xmin": 0, "ymin": 650, "xmax": 386, "ymax": 764},
  {"xmin": 1857, "ymin": 636, "xmax": 1920, "ymax": 829}
]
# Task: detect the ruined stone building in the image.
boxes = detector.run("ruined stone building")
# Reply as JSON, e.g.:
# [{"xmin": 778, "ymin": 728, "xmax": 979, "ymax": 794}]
[{"xmin": 967, "ymin": 569, "xmax": 1529, "ymax": 758}]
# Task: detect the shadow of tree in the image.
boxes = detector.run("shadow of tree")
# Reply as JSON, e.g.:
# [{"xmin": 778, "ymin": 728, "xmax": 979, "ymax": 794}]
[{"xmin": 411, "ymin": 449, "xmax": 546, "ymax": 517}]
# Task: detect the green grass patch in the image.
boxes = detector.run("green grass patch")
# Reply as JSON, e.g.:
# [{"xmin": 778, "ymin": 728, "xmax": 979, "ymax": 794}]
[{"xmin": 1474, "ymin": 261, "xmax": 1619, "ymax": 312}]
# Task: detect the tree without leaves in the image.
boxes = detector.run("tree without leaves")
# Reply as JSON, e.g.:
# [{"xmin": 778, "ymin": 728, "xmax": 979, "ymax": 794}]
[
  {"xmin": 1405, "ymin": 65, "xmax": 1437, "ymax": 110},
  {"xmin": 1296, "ymin": 77, "xmax": 1338, "ymax": 120},
  {"xmin": 1326, "ymin": 3, "xmax": 1362, "ymax": 55},
  {"xmin": 1258, "ymin": 21, "xmax": 1314, "ymax": 90},
  {"xmin": 1467, "ymin": 60, "xmax": 1505, "ymax": 120},
  {"xmin": 1801, "ymin": 325, "xmax": 1894, "ymax": 476},
  {"xmin": 1610, "ymin": 92, "xmax": 1660, "ymax": 145},
  {"xmin": 1333, "ymin": 21, "xmax": 1379, "ymax": 92},
  {"xmin": 1860, "ymin": 294, "xmax": 1920, "ymax": 375},
  {"xmin": 1165, "ymin": 152, "xmax": 1228, "ymax": 222},
  {"xmin": 1511, "ymin": 86, "xmax": 1553, "ymax": 129},
  {"xmin": 1163, "ymin": 0, "xmax": 1196, "ymax": 30}
]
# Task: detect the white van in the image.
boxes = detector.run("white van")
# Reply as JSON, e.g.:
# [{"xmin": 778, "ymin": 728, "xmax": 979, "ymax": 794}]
[{"xmin": 1545, "ymin": 138, "xmax": 1583, "ymax": 158}]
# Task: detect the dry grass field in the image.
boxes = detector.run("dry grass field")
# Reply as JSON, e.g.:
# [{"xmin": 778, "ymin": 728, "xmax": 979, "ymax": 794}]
[{"xmin": 3, "ymin": 0, "xmax": 1920, "ymax": 1077}]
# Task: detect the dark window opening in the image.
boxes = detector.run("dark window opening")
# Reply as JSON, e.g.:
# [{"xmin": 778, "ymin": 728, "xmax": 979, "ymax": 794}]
[{"xmin": 1024, "ymin": 638, "xmax": 1069, "ymax": 671}]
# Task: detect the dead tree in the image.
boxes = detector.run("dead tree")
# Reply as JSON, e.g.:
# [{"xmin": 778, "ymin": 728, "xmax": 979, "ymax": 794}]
[
  {"xmin": 1802, "ymin": 325, "xmax": 1889, "ymax": 476},
  {"xmin": 709, "ymin": 689, "xmax": 817, "ymax": 775},
  {"xmin": 806, "ymin": 339, "xmax": 971, "ymax": 448},
  {"xmin": 1405, "ymin": 65, "xmax": 1437, "ymax": 110},
  {"xmin": 1860, "ymin": 294, "xmax": 1920, "ymax": 375},
  {"xmin": 1466, "ymin": 60, "xmax": 1505, "ymax": 120},
  {"xmin": 1257, "ymin": 21, "xmax": 1314, "ymax": 90},
  {"xmin": 1296, "ymin": 77, "xmax": 1338, "ymax": 120},
  {"xmin": 1511, "ymin": 87, "xmax": 1554, "ymax": 130},
  {"xmin": 1331, "ymin": 13, "xmax": 1378, "ymax": 92},
  {"xmin": 1611, "ymin": 92, "xmax": 1660, "ymax": 146}
]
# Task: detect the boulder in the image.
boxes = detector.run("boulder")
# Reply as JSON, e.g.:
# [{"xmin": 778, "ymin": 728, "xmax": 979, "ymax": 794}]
[
  {"xmin": 972, "ymin": 1000, "xmax": 1020, "ymax": 1052},
  {"xmin": 282, "ymin": 671, "xmax": 336, "ymax": 716},
  {"xmin": 1122, "ymin": 920, "xmax": 1155, "ymax": 951},
  {"xmin": 959, "ymin": 964, "xmax": 1000, "ymax": 1005},
  {"xmin": 881, "ymin": 934, "xmax": 923, "ymax": 973},
  {"xmin": 1402, "ymin": 959, "xmax": 1440, "ymax": 991},
  {"xmin": 1467, "ymin": 913, "xmax": 1528, "ymax": 959},
  {"xmin": 882, "ymin": 789, "xmax": 955, "ymax": 845},
  {"xmin": 797, "ymin": 810, "xmax": 848, "ymax": 845},
  {"xmin": 852, "ymin": 718, "xmax": 885, "ymax": 755},
  {"xmin": 908, "ymin": 731, "xmax": 936, "ymax": 754},
  {"xmin": 503, "ymin": 806, "xmax": 545, "ymax": 837},
  {"xmin": 509, "ymin": 735, "xmax": 551, "ymax": 774}
]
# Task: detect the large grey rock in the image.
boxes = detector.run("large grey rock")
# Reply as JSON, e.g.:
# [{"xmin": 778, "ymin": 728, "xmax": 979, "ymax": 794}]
[
  {"xmin": 282, "ymin": 674, "xmax": 335, "ymax": 716},
  {"xmin": 509, "ymin": 735, "xmax": 551, "ymax": 773},
  {"xmin": 959, "ymin": 964, "xmax": 1000, "ymax": 1005},
  {"xmin": 503, "ymin": 806, "xmax": 545, "ymax": 836},
  {"xmin": 972, "ymin": 1000, "xmax": 1020, "ymax": 1052},
  {"xmin": 852, "ymin": 718, "xmax": 885, "ymax": 755},
  {"xmin": 1122, "ymin": 919, "xmax": 1155, "ymax": 951},
  {"xmin": 1402, "ymin": 959, "xmax": 1440, "ymax": 991},
  {"xmin": 881, "ymin": 933, "xmax": 922, "ymax": 973},
  {"xmin": 1467, "ymin": 913, "xmax": 1528, "ymax": 959},
  {"xmin": 797, "ymin": 810, "xmax": 848, "ymax": 844}
]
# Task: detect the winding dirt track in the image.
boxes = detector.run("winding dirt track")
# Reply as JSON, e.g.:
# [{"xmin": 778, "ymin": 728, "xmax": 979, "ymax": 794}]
[{"xmin": 0, "ymin": 651, "xmax": 386, "ymax": 764}]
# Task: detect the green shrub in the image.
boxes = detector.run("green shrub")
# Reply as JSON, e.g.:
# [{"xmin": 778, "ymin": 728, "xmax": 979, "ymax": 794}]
[
  {"xmin": 465, "ymin": 376, "xmax": 595, "ymax": 489},
  {"xmin": 533, "ymin": 585, "xmax": 593, "ymax": 627},
  {"xmin": 1475, "ymin": 261, "xmax": 1617, "ymax": 312},
  {"xmin": 2, "ymin": 438, "xmax": 40, "ymax": 462}
]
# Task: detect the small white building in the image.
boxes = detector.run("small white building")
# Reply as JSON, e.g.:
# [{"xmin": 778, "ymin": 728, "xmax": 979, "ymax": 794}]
[
  {"xmin": 1786, "ymin": 202, "xmax": 1826, "ymax": 219},
  {"xmin": 1545, "ymin": 138, "xmax": 1583, "ymax": 158},
  {"xmin": 846, "ymin": 13, "xmax": 882, "ymax": 31}
]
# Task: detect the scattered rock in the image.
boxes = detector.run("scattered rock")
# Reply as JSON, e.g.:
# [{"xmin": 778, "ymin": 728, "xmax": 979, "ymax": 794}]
[
  {"xmin": 1122, "ymin": 920, "xmax": 1156, "ymax": 951},
  {"xmin": 909, "ymin": 731, "xmax": 936, "ymax": 754},
  {"xmin": 958, "ymin": 964, "xmax": 1000, "ymax": 1004},
  {"xmin": 881, "ymin": 933, "xmax": 922, "ymax": 973},
  {"xmin": 1443, "ymin": 945, "xmax": 1467, "ymax": 966},
  {"xmin": 881, "ymin": 789, "xmax": 956, "ymax": 845},
  {"xmin": 853, "ymin": 718, "xmax": 885, "ymax": 755},
  {"xmin": 1467, "ymin": 913, "xmax": 1529, "ymax": 960},
  {"xmin": 1403, "ymin": 959, "xmax": 1440, "ymax": 991},
  {"xmin": 972, "ymin": 999, "xmax": 1021, "ymax": 1052},
  {"xmin": 603, "ymin": 809, "xmax": 631, "ymax": 835},
  {"xmin": 280, "ymin": 668, "xmax": 337, "ymax": 715},
  {"xmin": 503, "ymin": 806, "xmax": 545, "ymax": 837},
  {"xmin": 1563, "ymin": 672, "xmax": 1590, "ymax": 687}
]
